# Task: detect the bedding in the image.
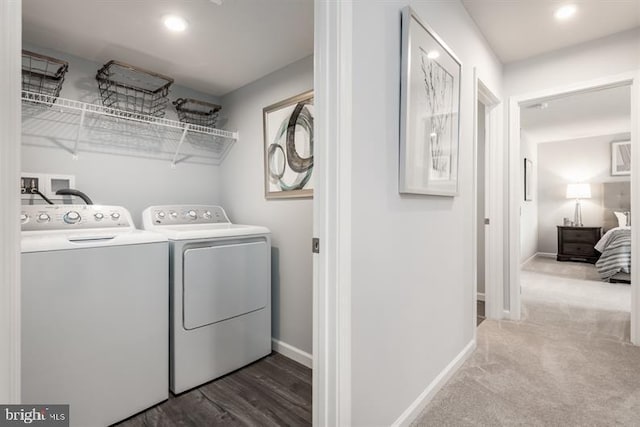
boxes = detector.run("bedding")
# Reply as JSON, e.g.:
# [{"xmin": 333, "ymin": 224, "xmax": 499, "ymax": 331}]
[{"xmin": 595, "ymin": 226, "xmax": 631, "ymax": 280}]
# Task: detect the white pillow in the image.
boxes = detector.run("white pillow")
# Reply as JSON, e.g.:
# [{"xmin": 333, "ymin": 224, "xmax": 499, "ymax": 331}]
[{"xmin": 614, "ymin": 211, "xmax": 631, "ymax": 227}]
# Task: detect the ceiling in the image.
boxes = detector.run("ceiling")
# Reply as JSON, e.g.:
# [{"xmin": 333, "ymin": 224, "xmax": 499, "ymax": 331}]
[
  {"xmin": 520, "ymin": 85, "xmax": 631, "ymax": 143},
  {"xmin": 462, "ymin": 0, "xmax": 640, "ymax": 63},
  {"xmin": 22, "ymin": 0, "xmax": 314, "ymax": 96}
]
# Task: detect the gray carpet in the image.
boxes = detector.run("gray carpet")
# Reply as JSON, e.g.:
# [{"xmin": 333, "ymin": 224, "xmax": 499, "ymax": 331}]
[
  {"xmin": 522, "ymin": 256, "xmax": 602, "ymax": 282},
  {"xmin": 412, "ymin": 259, "xmax": 638, "ymax": 426},
  {"xmin": 412, "ymin": 319, "xmax": 640, "ymax": 426}
]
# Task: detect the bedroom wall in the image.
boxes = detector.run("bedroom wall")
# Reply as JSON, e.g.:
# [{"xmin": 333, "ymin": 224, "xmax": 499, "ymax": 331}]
[
  {"xmin": 21, "ymin": 44, "xmax": 223, "ymax": 227},
  {"xmin": 219, "ymin": 55, "xmax": 314, "ymax": 357},
  {"xmin": 520, "ymin": 132, "xmax": 538, "ymax": 262},
  {"xmin": 537, "ymin": 133, "xmax": 631, "ymax": 254},
  {"xmin": 349, "ymin": 2, "xmax": 503, "ymax": 425}
]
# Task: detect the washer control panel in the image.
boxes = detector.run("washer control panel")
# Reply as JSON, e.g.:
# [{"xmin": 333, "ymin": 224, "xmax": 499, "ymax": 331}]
[
  {"xmin": 145, "ymin": 205, "xmax": 230, "ymax": 226},
  {"xmin": 21, "ymin": 205, "xmax": 133, "ymax": 231}
]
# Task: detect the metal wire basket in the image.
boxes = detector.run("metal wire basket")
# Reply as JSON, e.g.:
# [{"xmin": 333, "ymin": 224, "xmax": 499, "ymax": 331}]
[
  {"xmin": 22, "ymin": 50, "xmax": 69, "ymax": 101},
  {"xmin": 173, "ymin": 98, "xmax": 222, "ymax": 128},
  {"xmin": 96, "ymin": 60, "xmax": 174, "ymax": 118}
]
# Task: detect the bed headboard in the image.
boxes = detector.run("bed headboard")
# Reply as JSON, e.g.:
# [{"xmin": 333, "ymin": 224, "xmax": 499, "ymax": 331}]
[{"xmin": 603, "ymin": 182, "xmax": 630, "ymax": 231}]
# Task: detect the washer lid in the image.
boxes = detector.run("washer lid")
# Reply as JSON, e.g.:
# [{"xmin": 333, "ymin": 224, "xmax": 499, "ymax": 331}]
[{"xmin": 21, "ymin": 229, "xmax": 168, "ymax": 253}]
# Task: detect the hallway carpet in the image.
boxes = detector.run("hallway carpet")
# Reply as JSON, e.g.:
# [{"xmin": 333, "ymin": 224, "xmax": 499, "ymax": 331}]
[
  {"xmin": 412, "ymin": 259, "xmax": 639, "ymax": 426},
  {"xmin": 411, "ymin": 319, "xmax": 640, "ymax": 426}
]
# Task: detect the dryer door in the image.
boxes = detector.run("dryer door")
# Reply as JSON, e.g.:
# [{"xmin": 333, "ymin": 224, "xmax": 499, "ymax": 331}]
[{"xmin": 183, "ymin": 240, "xmax": 269, "ymax": 330}]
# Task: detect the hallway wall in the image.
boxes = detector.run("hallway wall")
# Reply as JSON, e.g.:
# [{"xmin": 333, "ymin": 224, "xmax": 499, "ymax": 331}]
[{"xmin": 348, "ymin": 2, "xmax": 503, "ymax": 425}]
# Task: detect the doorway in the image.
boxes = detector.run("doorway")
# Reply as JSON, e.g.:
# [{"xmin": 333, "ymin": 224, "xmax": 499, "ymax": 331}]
[
  {"xmin": 508, "ymin": 73, "xmax": 640, "ymax": 344},
  {"xmin": 474, "ymin": 74, "xmax": 502, "ymax": 328}
]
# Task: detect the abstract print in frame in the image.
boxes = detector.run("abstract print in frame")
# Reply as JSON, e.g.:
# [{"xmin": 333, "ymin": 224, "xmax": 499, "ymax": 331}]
[
  {"xmin": 611, "ymin": 140, "xmax": 631, "ymax": 176},
  {"xmin": 400, "ymin": 6, "xmax": 462, "ymax": 196},
  {"xmin": 263, "ymin": 90, "xmax": 314, "ymax": 199}
]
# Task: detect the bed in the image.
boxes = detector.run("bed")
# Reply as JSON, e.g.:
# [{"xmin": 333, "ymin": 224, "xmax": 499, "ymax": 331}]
[{"xmin": 594, "ymin": 182, "xmax": 631, "ymax": 282}]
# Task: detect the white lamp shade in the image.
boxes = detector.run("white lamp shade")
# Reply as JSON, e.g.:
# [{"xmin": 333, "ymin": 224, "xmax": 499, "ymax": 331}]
[{"xmin": 566, "ymin": 183, "xmax": 591, "ymax": 199}]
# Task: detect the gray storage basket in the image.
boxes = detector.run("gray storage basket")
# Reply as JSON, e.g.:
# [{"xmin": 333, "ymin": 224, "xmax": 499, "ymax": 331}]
[
  {"xmin": 173, "ymin": 98, "xmax": 222, "ymax": 128},
  {"xmin": 96, "ymin": 60, "xmax": 174, "ymax": 118},
  {"xmin": 22, "ymin": 50, "xmax": 69, "ymax": 102}
]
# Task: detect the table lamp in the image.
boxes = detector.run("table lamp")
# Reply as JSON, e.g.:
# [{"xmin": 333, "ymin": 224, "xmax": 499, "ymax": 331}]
[{"xmin": 566, "ymin": 183, "xmax": 591, "ymax": 227}]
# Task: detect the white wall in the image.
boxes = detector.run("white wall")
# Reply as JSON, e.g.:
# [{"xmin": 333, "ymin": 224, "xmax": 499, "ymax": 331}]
[
  {"xmin": 505, "ymin": 28, "xmax": 640, "ymax": 95},
  {"xmin": 21, "ymin": 45, "xmax": 224, "ymax": 226},
  {"xmin": 537, "ymin": 133, "xmax": 631, "ymax": 253},
  {"xmin": 520, "ymin": 132, "xmax": 538, "ymax": 261},
  {"xmin": 349, "ymin": 2, "xmax": 502, "ymax": 425},
  {"xmin": 219, "ymin": 56, "xmax": 314, "ymax": 355}
]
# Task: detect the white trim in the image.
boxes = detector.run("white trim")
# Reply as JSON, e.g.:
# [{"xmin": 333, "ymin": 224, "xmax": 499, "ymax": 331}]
[
  {"xmin": 535, "ymin": 252, "xmax": 556, "ymax": 259},
  {"xmin": 508, "ymin": 71, "xmax": 639, "ymax": 331},
  {"xmin": 0, "ymin": 0, "xmax": 22, "ymax": 403},
  {"xmin": 477, "ymin": 292, "xmax": 486, "ymax": 302},
  {"xmin": 473, "ymin": 72, "xmax": 503, "ymax": 322},
  {"xmin": 272, "ymin": 338, "xmax": 313, "ymax": 369},
  {"xmin": 313, "ymin": 0, "xmax": 353, "ymax": 425},
  {"xmin": 631, "ymin": 70, "xmax": 640, "ymax": 345},
  {"xmin": 391, "ymin": 340, "xmax": 476, "ymax": 427},
  {"xmin": 521, "ymin": 252, "xmax": 538, "ymax": 266}
]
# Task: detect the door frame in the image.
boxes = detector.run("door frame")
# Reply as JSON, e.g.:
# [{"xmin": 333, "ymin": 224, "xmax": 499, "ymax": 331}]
[
  {"xmin": 313, "ymin": 0, "xmax": 352, "ymax": 425},
  {"xmin": 473, "ymin": 69, "xmax": 503, "ymax": 327},
  {"xmin": 0, "ymin": 0, "xmax": 22, "ymax": 403},
  {"xmin": 507, "ymin": 71, "xmax": 640, "ymax": 344}
]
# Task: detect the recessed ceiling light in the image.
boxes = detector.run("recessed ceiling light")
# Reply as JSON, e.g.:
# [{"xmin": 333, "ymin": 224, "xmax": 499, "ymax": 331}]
[
  {"xmin": 554, "ymin": 4, "xmax": 577, "ymax": 20},
  {"xmin": 163, "ymin": 15, "xmax": 188, "ymax": 32},
  {"xmin": 427, "ymin": 50, "xmax": 440, "ymax": 60}
]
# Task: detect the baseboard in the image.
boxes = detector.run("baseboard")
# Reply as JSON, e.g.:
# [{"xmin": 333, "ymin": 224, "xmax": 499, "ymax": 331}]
[
  {"xmin": 536, "ymin": 252, "xmax": 556, "ymax": 259},
  {"xmin": 477, "ymin": 292, "xmax": 485, "ymax": 302},
  {"xmin": 521, "ymin": 252, "xmax": 538, "ymax": 266},
  {"xmin": 271, "ymin": 338, "xmax": 313, "ymax": 369},
  {"xmin": 391, "ymin": 340, "xmax": 476, "ymax": 426}
]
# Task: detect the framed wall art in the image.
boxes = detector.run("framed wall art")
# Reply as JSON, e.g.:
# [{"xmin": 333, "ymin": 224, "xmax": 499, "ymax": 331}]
[
  {"xmin": 611, "ymin": 140, "xmax": 631, "ymax": 176},
  {"xmin": 263, "ymin": 90, "xmax": 314, "ymax": 199},
  {"xmin": 399, "ymin": 6, "xmax": 462, "ymax": 196}
]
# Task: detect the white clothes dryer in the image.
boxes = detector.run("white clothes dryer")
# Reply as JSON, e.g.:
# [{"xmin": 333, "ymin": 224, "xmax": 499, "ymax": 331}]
[{"xmin": 142, "ymin": 205, "xmax": 271, "ymax": 394}]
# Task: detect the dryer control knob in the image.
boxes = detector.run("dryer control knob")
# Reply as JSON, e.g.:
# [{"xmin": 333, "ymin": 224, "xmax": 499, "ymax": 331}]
[
  {"xmin": 94, "ymin": 213, "xmax": 104, "ymax": 221},
  {"xmin": 203, "ymin": 211, "xmax": 212, "ymax": 219},
  {"xmin": 111, "ymin": 212, "xmax": 121, "ymax": 220},
  {"xmin": 20, "ymin": 213, "xmax": 28, "ymax": 224},
  {"xmin": 64, "ymin": 211, "xmax": 81, "ymax": 224},
  {"xmin": 170, "ymin": 211, "xmax": 178, "ymax": 219},
  {"xmin": 37, "ymin": 213, "xmax": 50, "ymax": 223},
  {"xmin": 187, "ymin": 210, "xmax": 197, "ymax": 220},
  {"xmin": 156, "ymin": 211, "xmax": 166, "ymax": 220}
]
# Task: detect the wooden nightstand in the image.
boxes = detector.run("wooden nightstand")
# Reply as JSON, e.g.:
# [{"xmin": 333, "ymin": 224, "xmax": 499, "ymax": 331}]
[{"xmin": 557, "ymin": 226, "xmax": 602, "ymax": 264}]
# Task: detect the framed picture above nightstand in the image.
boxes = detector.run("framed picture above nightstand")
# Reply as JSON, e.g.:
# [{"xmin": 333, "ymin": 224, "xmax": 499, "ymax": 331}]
[{"xmin": 557, "ymin": 226, "xmax": 602, "ymax": 264}]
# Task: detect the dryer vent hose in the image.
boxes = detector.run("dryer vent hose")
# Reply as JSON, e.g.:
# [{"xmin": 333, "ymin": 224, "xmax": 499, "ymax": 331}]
[{"xmin": 55, "ymin": 189, "xmax": 94, "ymax": 205}]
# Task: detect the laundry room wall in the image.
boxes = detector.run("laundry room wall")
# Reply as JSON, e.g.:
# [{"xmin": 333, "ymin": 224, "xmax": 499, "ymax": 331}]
[
  {"xmin": 347, "ymin": 2, "xmax": 503, "ymax": 425},
  {"xmin": 21, "ymin": 44, "xmax": 224, "ymax": 226},
  {"xmin": 219, "ymin": 55, "xmax": 314, "ymax": 359}
]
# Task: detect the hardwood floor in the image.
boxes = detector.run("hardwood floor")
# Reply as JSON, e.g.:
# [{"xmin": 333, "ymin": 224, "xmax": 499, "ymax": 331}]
[{"xmin": 115, "ymin": 353, "xmax": 312, "ymax": 427}]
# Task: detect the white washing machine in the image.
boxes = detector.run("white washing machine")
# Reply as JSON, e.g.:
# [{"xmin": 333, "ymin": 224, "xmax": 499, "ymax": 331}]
[
  {"xmin": 21, "ymin": 204, "xmax": 169, "ymax": 427},
  {"xmin": 142, "ymin": 205, "xmax": 271, "ymax": 394}
]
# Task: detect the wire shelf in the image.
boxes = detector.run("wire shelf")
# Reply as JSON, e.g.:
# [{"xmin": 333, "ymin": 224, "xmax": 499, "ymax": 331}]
[
  {"xmin": 96, "ymin": 60, "xmax": 174, "ymax": 118},
  {"xmin": 173, "ymin": 98, "xmax": 222, "ymax": 127},
  {"xmin": 22, "ymin": 50, "xmax": 69, "ymax": 102},
  {"xmin": 21, "ymin": 91, "xmax": 238, "ymax": 166}
]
